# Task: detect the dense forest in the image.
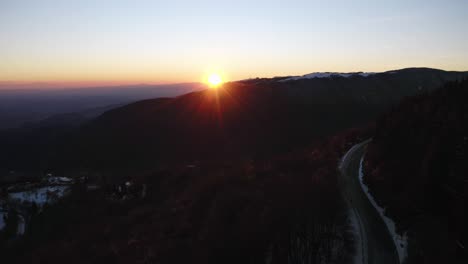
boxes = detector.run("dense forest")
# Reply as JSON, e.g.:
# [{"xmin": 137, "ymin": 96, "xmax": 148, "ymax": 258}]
[
  {"xmin": 1, "ymin": 130, "xmax": 368, "ymax": 263},
  {"xmin": 1, "ymin": 69, "xmax": 468, "ymax": 263},
  {"xmin": 364, "ymin": 79, "xmax": 468, "ymax": 263}
]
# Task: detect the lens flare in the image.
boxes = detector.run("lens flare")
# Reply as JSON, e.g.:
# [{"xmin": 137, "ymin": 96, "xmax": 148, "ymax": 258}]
[{"xmin": 207, "ymin": 73, "xmax": 223, "ymax": 88}]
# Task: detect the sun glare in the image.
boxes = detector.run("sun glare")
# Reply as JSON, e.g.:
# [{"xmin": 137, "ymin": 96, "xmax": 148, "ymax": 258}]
[{"xmin": 207, "ymin": 73, "xmax": 223, "ymax": 88}]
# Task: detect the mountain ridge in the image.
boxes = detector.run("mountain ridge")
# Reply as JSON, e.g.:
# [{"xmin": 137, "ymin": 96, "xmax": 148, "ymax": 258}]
[
  {"xmin": 1, "ymin": 68, "xmax": 468, "ymax": 172},
  {"xmin": 70, "ymin": 68, "xmax": 468, "ymax": 169}
]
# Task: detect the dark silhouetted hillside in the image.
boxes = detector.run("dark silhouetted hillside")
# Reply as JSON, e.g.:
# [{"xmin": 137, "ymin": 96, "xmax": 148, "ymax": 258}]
[
  {"xmin": 1, "ymin": 132, "xmax": 365, "ymax": 264},
  {"xmin": 0, "ymin": 83, "xmax": 205, "ymax": 129},
  {"xmin": 364, "ymin": 79, "xmax": 468, "ymax": 263},
  {"xmin": 1, "ymin": 68, "xmax": 467, "ymax": 172},
  {"xmin": 71, "ymin": 68, "xmax": 468, "ymax": 169}
]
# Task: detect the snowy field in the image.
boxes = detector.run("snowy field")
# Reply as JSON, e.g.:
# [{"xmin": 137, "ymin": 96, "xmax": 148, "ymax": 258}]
[{"xmin": 8, "ymin": 186, "xmax": 70, "ymax": 207}]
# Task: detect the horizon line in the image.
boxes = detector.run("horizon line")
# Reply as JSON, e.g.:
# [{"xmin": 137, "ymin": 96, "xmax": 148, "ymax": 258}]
[{"xmin": 1, "ymin": 67, "xmax": 468, "ymax": 90}]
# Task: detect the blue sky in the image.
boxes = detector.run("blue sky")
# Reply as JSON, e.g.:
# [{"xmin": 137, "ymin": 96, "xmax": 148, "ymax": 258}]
[{"xmin": 1, "ymin": 0, "xmax": 467, "ymax": 86}]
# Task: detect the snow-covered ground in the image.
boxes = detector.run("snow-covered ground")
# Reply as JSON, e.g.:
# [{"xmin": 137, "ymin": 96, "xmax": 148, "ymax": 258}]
[
  {"xmin": 0, "ymin": 210, "xmax": 26, "ymax": 235},
  {"xmin": 279, "ymin": 72, "xmax": 376, "ymax": 82},
  {"xmin": 359, "ymin": 156, "xmax": 408, "ymax": 263},
  {"xmin": 1, "ymin": 185, "xmax": 71, "ymax": 236},
  {"xmin": 47, "ymin": 176, "xmax": 73, "ymax": 184},
  {"xmin": 8, "ymin": 186, "xmax": 69, "ymax": 207}
]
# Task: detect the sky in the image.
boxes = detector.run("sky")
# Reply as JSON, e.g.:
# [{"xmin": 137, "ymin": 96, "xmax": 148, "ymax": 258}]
[{"xmin": 1, "ymin": 0, "xmax": 468, "ymax": 88}]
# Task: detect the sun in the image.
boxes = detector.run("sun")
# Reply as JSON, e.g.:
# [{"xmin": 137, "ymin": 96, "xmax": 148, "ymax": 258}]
[{"xmin": 207, "ymin": 73, "xmax": 223, "ymax": 88}]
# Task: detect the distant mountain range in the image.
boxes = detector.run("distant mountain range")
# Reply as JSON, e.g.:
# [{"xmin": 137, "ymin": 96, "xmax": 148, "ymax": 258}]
[
  {"xmin": 278, "ymin": 71, "xmax": 377, "ymax": 81},
  {"xmin": 0, "ymin": 83, "xmax": 205, "ymax": 130},
  {"xmin": 1, "ymin": 68, "xmax": 467, "ymax": 172}
]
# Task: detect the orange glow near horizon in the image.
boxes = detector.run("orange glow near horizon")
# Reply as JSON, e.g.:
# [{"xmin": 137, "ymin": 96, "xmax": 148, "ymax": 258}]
[
  {"xmin": 2, "ymin": 1, "xmax": 468, "ymax": 90},
  {"xmin": 2, "ymin": 63, "xmax": 468, "ymax": 90},
  {"xmin": 1, "ymin": 66, "xmax": 233, "ymax": 89}
]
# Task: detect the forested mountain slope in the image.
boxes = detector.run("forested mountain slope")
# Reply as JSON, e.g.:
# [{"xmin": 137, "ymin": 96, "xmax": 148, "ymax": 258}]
[{"xmin": 364, "ymin": 79, "xmax": 468, "ymax": 263}]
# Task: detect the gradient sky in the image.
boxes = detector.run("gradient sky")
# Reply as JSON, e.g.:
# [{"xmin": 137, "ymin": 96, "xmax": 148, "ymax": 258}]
[{"xmin": 1, "ymin": 0, "xmax": 468, "ymax": 87}]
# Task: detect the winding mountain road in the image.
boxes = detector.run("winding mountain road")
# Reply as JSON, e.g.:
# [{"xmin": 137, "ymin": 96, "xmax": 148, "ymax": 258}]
[{"xmin": 339, "ymin": 140, "xmax": 400, "ymax": 264}]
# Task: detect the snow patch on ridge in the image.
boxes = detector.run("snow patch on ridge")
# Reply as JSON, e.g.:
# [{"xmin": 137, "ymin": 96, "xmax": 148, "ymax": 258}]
[
  {"xmin": 359, "ymin": 156, "xmax": 408, "ymax": 263},
  {"xmin": 279, "ymin": 72, "xmax": 376, "ymax": 82}
]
